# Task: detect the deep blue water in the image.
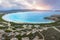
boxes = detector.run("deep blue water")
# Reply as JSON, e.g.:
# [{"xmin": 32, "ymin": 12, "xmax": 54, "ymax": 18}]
[{"xmin": 2, "ymin": 11, "xmax": 60, "ymax": 23}]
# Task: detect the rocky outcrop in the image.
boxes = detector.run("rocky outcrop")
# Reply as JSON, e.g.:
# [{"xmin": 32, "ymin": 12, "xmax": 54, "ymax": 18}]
[{"xmin": 44, "ymin": 14, "xmax": 60, "ymax": 21}]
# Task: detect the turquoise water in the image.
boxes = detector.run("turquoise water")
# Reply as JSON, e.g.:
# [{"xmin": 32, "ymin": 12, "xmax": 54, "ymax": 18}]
[{"xmin": 2, "ymin": 11, "xmax": 60, "ymax": 23}]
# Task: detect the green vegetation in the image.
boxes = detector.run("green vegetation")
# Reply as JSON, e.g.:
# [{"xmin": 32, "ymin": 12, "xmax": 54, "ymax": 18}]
[
  {"xmin": 0, "ymin": 13, "xmax": 60, "ymax": 40},
  {"xmin": 0, "ymin": 26, "xmax": 7, "ymax": 29},
  {"xmin": 16, "ymin": 34, "xmax": 22, "ymax": 40},
  {"xmin": 5, "ymin": 29, "xmax": 12, "ymax": 32},
  {"xmin": 0, "ymin": 14, "xmax": 5, "ymax": 21}
]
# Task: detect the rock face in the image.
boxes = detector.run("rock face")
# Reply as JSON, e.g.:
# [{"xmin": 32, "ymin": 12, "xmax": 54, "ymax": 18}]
[
  {"xmin": 44, "ymin": 14, "xmax": 60, "ymax": 21},
  {"xmin": 44, "ymin": 17, "xmax": 58, "ymax": 21},
  {"xmin": 41, "ymin": 28, "xmax": 60, "ymax": 40},
  {"xmin": 51, "ymin": 14, "xmax": 60, "ymax": 17}
]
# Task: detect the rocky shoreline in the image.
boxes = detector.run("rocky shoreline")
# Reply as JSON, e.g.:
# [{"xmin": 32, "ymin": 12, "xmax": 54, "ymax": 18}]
[{"xmin": 44, "ymin": 14, "xmax": 60, "ymax": 21}]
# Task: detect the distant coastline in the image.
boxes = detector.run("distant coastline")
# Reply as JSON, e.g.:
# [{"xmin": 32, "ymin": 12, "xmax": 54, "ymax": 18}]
[{"xmin": 0, "ymin": 9, "xmax": 60, "ymax": 14}]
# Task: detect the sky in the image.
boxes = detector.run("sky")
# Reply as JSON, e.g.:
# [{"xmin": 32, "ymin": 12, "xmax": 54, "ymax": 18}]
[{"xmin": 0, "ymin": 0, "xmax": 60, "ymax": 10}]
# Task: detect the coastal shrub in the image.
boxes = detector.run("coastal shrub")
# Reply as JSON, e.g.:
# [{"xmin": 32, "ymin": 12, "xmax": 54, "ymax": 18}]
[{"xmin": 5, "ymin": 29, "xmax": 12, "ymax": 32}]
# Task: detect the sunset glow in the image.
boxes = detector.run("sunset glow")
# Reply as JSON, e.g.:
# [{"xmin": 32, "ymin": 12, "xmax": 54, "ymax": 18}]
[
  {"xmin": 31, "ymin": 1, "xmax": 51, "ymax": 10},
  {"xmin": 0, "ymin": 0, "xmax": 60, "ymax": 10},
  {"xmin": 14, "ymin": 0, "xmax": 52, "ymax": 10}
]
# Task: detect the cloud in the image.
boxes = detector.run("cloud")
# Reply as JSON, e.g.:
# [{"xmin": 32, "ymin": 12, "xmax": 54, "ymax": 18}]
[
  {"xmin": 43, "ymin": 0, "xmax": 60, "ymax": 10},
  {"xmin": 0, "ymin": 0, "xmax": 60, "ymax": 10}
]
